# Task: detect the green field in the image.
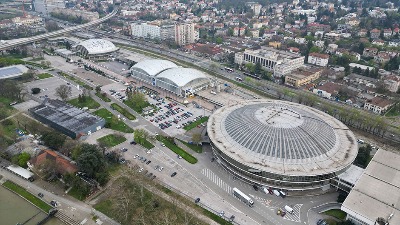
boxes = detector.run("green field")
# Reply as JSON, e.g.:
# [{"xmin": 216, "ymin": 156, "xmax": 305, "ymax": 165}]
[
  {"xmin": 68, "ymin": 186, "xmax": 87, "ymax": 201},
  {"xmin": 36, "ymin": 73, "xmax": 53, "ymax": 80},
  {"xmin": 93, "ymin": 108, "xmax": 134, "ymax": 133},
  {"xmin": 2, "ymin": 181, "xmax": 53, "ymax": 213},
  {"xmin": 134, "ymin": 136, "xmax": 155, "ymax": 149},
  {"xmin": 68, "ymin": 96, "xmax": 100, "ymax": 109},
  {"xmin": 178, "ymin": 139, "xmax": 203, "ymax": 153},
  {"xmin": 97, "ymin": 134, "xmax": 127, "ymax": 147},
  {"xmin": 111, "ymin": 103, "xmax": 136, "ymax": 120},
  {"xmin": 183, "ymin": 117, "xmax": 209, "ymax": 131},
  {"xmin": 323, "ymin": 209, "xmax": 347, "ymax": 220},
  {"xmin": 95, "ymin": 92, "xmax": 111, "ymax": 102},
  {"xmin": 158, "ymin": 136, "xmax": 197, "ymax": 164}
]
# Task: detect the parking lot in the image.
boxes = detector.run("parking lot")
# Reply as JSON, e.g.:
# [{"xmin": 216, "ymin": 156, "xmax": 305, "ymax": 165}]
[
  {"xmin": 24, "ymin": 76, "xmax": 82, "ymax": 100},
  {"xmin": 101, "ymin": 83, "xmax": 211, "ymax": 137}
]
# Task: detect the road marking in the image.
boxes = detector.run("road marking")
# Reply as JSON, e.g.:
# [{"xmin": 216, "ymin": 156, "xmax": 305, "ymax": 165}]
[
  {"xmin": 201, "ymin": 168, "xmax": 232, "ymax": 193},
  {"xmin": 283, "ymin": 204, "xmax": 302, "ymax": 223}
]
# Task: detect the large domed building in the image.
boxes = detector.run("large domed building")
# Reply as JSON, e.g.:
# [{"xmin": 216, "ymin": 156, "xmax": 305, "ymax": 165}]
[{"xmin": 207, "ymin": 100, "xmax": 358, "ymax": 191}]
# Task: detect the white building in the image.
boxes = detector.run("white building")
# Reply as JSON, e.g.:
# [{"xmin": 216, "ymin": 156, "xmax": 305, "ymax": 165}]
[
  {"xmin": 175, "ymin": 23, "xmax": 197, "ymax": 46},
  {"xmin": 33, "ymin": 0, "xmax": 65, "ymax": 15},
  {"xmin": 342, "ymin": 149, "xmax": 400, "ymax": 225},
  {"xmin": 235, "ymin": 47, "xmax": 304, "ymax": 77},
  {"xmin": 364, "ymin": 97, "xmax": 393, "ymax": 114},
  {"xmin": 131, "ymin": 22, "xmax": 161, "ymax": 39},
  {"xmin": 308, "ymin": 53, "xmax": 329, "ymax": 67}
]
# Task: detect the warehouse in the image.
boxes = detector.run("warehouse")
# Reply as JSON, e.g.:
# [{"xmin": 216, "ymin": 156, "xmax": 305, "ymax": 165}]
[
  {"xmin": 0, "ymin": 65, "xmax": 29, "ymax": 80},
  {"xmin": 75, "ymin": 39, "xmax": 119, "ymax": 59},
  {"xmin": 29, "ymin": 99, "xmax": 105, "ymax": 139},
  {"xmin": 207, "ymin": 100, "xmax": 358, "ymax": 191},
  {"xmin": 130, "ymin": 59, "xmax": 211, "ymax": 97}
]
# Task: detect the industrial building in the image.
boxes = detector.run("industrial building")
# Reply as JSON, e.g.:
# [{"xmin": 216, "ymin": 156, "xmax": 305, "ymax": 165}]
[
  {"xmin": 341, "ymin": 149, "xmax": 400, "ymax": 225},
  {"xmin": 0, "ymin": 65, "xmax": 29, "ymax": 80},
  {"xmin": 75, "ymin": 39, "xmax": 119, "ymax": 59},
  {"xmin": 130, "ymin": 60, "xmax": 211, "ymax": 97},
  {"xmin": 207, "ymin": 100, "xmax": 358, "ymax": 191},
  {"xmin": 234, "ymin": 47, "xmax": 305, "ymax": 77},
  {"xmin": 29, "ymin": 99, "xmax": 105, "ymax": 139}
]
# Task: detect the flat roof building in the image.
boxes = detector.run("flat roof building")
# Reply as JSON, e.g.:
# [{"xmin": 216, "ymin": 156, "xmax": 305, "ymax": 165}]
[
  {"xmin": 341, "ymin": 149, "xmax": 400, "ymax": 225},
  {"xmin": 235, "ymin": 47, "xmax": 305, "ymax": 77},
  {"xmin": 285, "ymin": 67, "xmax": 323, "ymax": 87},
  {"xmin": 0, "ymin": 65, "xmax": 29, "ymax": 80},
  {"xmin": 29, "ymin": 99, "xmax": 105, "ymax": 139}
]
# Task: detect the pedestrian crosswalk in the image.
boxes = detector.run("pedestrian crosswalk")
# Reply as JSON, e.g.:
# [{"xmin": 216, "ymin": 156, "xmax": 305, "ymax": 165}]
[
  {"xmin": 283, "ymin": 204, "xmax": 302, "ymax": 222},
  {"xmin": 201, "ymin": 168, "xmax": 232, "ymax": 193}
]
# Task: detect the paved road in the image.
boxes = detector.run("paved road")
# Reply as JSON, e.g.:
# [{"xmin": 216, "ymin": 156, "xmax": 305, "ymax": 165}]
[{"xmin": 0, "ymin": 163, "xmax": 119, "ymax": 225}]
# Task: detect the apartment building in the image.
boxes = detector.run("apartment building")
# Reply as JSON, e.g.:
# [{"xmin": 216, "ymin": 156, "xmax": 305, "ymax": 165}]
[
  {"xmin": 33, "ymin": 0, "xmax": 65, "ymax": 15},
  {"xmin": 175, "ymin": 23, "xmax": 197, "ymax": 46},
  {"xmin": 308, "ymin": 52, "xmax": 329, "ymax": 67},
  {"xmin": 235, "ymin": 47, "xmax": 305, "ymax": 77},
  {"xmin": 285, "ymin": 67, "xmax": 323, "ymax": 87},
  {"xmin": 131, "ymin": 22, "xmax": 161, "ymax": 39}
]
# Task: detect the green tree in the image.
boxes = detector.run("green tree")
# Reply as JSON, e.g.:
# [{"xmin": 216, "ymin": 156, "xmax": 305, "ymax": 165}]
[
  {"xmin": 309, "ymin": 46, "xmax": 321, "ymax": 53},
  {"xmin": 134, "ymin": 128, "xmax": 155, "ymax": 145},
  {"xmin": 245, "ymin": 63, "xmax": 254, "ymax": 73},
  {"xmin": 41, "ymin": 132, "xmax": 66, "ymax": 150},
  {"xmin": 191, "ymin": 133, "xmax": 202, "ymax": 145},
  {"xmin": 215, "ymin": 37, "xmax": 223, "ymax": 44},
  {"xmin": 127, "ymin": 92, "xmax": 148, "ymax": 112},
  {"xmin": 354, "ymin": 145, "xmax": 372, "ymax": 168},
  {"xmin": 31, "ymin": 88, "xmax": 41, "ymax": 94},
  {"xmin": 95, "ymin": 86, "xmax": 101, "ymax": 93},
  {"xmin": 11, "ymin": 152, "xmax": 31, "ymax": 168},
  {"xmin": 75, "ymin": 143, "xmax": 108, "ymax": 183},
  {"xmin": 254, "ymin": 62, "xmax": 262, "ymax": 74}
]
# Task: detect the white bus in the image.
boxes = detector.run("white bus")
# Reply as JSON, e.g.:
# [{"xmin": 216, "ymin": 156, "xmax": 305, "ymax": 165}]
[
  {"xmin": 6, "ymin": 165, "xmax": 34, "ymax": 182},
  {"xmin": 233, "ymin": 187, "xmax": 254, "ymax": 207}
]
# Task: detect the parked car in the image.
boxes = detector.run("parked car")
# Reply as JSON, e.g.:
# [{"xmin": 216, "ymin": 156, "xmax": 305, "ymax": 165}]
[
  {"xmin": 195, "ymin": 198, "xmax": 200, "ymax": 203},
  {"xmin": 139, "ymin": 168, "xmax": 144, "ymax": 173},
  {"xmin": 158, "ymin": 166, "xmax": 163, "ymax": 172},
  {"xmin": 252, "ymin": 184, "xmax": 259, "ymax": 191},
  {"xmin": 130, "ymin": 141, "xmax": 137, "ymax": 145},
  {"xmin": 38, "ymin": 193, "xmax": 44, "ymax": 198},
  {"xmin": 171, "ymin": 172, "xmax": 177, "ymax": 177}
]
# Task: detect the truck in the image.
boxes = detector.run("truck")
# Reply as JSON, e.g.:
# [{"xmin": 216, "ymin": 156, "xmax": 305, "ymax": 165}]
[
  {"xmin": 233, "ymin": 187, "xmax": 254, "ymax": 207},
  {"xmin": 273, "ymin": 189, "xmax": 281, "ymax": 197}
]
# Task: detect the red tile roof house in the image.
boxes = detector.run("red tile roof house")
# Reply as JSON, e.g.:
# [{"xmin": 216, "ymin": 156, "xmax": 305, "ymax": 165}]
[
  {"xmin": 28, "ymin": 150, "xmax": 78, "ymax": 179},
  {"xmin": 312, "ymin": 82, "xmax": 341, "ymax": 99},
  {"xmin": 364, "ymin": 97, "xmax": 393, "ymax": 114}
]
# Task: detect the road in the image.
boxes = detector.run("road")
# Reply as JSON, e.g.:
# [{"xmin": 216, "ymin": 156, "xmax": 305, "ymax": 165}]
[
  {"xmin": 0, "ymin": 162, "xmax": 119, "ymax": 225},
  {"xmin": 88, "ymin": 31, "xmax": 400, "ymax": 144},
  {"xmin": 0, "ymin": 8, "xmax": 118, "ymax": 50}
]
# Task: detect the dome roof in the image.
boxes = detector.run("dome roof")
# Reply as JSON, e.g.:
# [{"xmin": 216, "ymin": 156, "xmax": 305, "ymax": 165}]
[
  {"xmin": 131, "ymin": 60, "xmax": 178, "ymax": 76},
  {"xmin": 77, "ymin": 39, "xmax": 118, "ymax": 55},
  {"xmin": 208, "ymin": 100, "xmax": 358, "ymax": 176}
]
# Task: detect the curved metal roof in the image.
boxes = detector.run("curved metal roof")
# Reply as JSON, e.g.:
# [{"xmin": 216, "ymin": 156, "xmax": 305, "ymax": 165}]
[
  {"xmin": 208, "ymin": 100, "xmax": 358, "ymax": 176},
  {"xmin": 156, "ymin": 68, "xmax": 209, "ymax": 87},
  {"xmin": 77, "ymin": 39, "xmax": 118, "ymax": 55},
  {"xmin": 131, "ymin": 60, "xmax": 178, "ymax": 76}
]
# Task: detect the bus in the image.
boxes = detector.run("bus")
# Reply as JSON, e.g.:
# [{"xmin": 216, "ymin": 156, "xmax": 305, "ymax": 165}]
[
  {"xmin": 224, "ymin": 67, "xmax": 234, "ymax": 73},
  {"xmin": 243, "ymin": 72, "xmax": 261, "ymax": 80},
  {"xmin": 233, "ymin": 187, "xmax": 254, "ymax": 207},
  {"xmin": 6, "ymin": 165, "xmax": 34, "ymax": 182}
]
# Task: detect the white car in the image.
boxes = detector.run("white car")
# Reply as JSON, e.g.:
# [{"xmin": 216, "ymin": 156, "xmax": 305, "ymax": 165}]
[
  {"xmin": 139, "ymin": 168, "xmax": 144, "ymax": 173},
  {"xmin": 154, "ymin": 132, "xmax": 159, "ymax": 136},
  {"xmin": 158, "ymin": 166, "xmax": 163, "ymax": 172},
  {"xmin": 134, "ymin": 154, "xmax": 139, "ymax": 159},
  {"xmin": 147, "ymin": 150, "xmax": 152, "ymax": 154},
  {"xmin": 161, "ymin": 143, "xmax": 165, "ymax": 147},
  {"xmin": 176, "ymin": 125, "xmax": 181, "ymax": 129}
]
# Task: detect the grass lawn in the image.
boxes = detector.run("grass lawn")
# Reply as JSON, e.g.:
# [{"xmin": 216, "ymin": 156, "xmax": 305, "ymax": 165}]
[
  {"xmin": 97, "ymin": 134, "xmax": 127, "ymax": 147},
  {"xmin": 323, "ymin": 209, "xmax": 347, "ymax": 220},
  {"xmin": 93, "ymin": 108, "xmax": 134, "ymax": 133},
  {"xmin": 385, "ymin": 104, "xmax": 400, "ymax": 117},
  {"xmin": 36, "ymin": 73, "xmax": 53, "ymax": 80},
  {"xmin": 95, "ymin": 92, "xmax": 111, "ymax": 102},
  {"xmin": 111, "ymin": 103, "xmax": 136, "ymax": 120},
  {"xmin": 2, "ymin": 180, "xmax": 52, "ymax": 213},
  {"xmin": 68, "ymin": 186, "xmax": 88, "ymax": 201},
  {"xmin": 134, "ymin": 136, "xmax": 155, "ymax": 149},
  {"xmin": 68, "ymin": 96, "xmax": 100, "ymax": 109},
  {"xmin": 178, "ymin": 139, "xmax": 203, "ymax": 153},
  {"xmin": 157, "ymin": 136, "xmax": 197, "ymax": 164},
  {"xmin": 201, "ymin": 208, "xmax": 233, "ymax": 225},
  {"xmin": 183, "ymin": 116, "xmax": 209, "ymax": 131},
  {"xmin": 124, "ymin": 100, "xmax": 150, "ymax": 114}
]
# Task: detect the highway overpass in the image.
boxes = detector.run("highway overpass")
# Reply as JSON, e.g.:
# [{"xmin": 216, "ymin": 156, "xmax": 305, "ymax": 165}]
[{"xmin": 0, "ymin": 8, "xmax": 118, "ymax": 51}]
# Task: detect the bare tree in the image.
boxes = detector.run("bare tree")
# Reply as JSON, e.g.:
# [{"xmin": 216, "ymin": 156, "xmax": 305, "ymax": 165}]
[{"xmin": 55, "ymin": 85, "xmax": 72, "ymax": 101}]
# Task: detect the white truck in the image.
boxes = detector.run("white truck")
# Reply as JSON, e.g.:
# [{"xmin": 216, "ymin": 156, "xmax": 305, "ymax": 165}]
[
  {"xmin": 233, "ymin": 187, "xmax": 254, "ymax": 207},
  {"xmin": 273, "ymin": 189, "xmax": 281, "ymax": 197}
]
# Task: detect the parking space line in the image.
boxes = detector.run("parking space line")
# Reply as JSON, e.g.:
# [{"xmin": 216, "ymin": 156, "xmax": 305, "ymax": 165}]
[{"xmin": 283, "ymin": 204, "xmax": 302, "ymax": 222}]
